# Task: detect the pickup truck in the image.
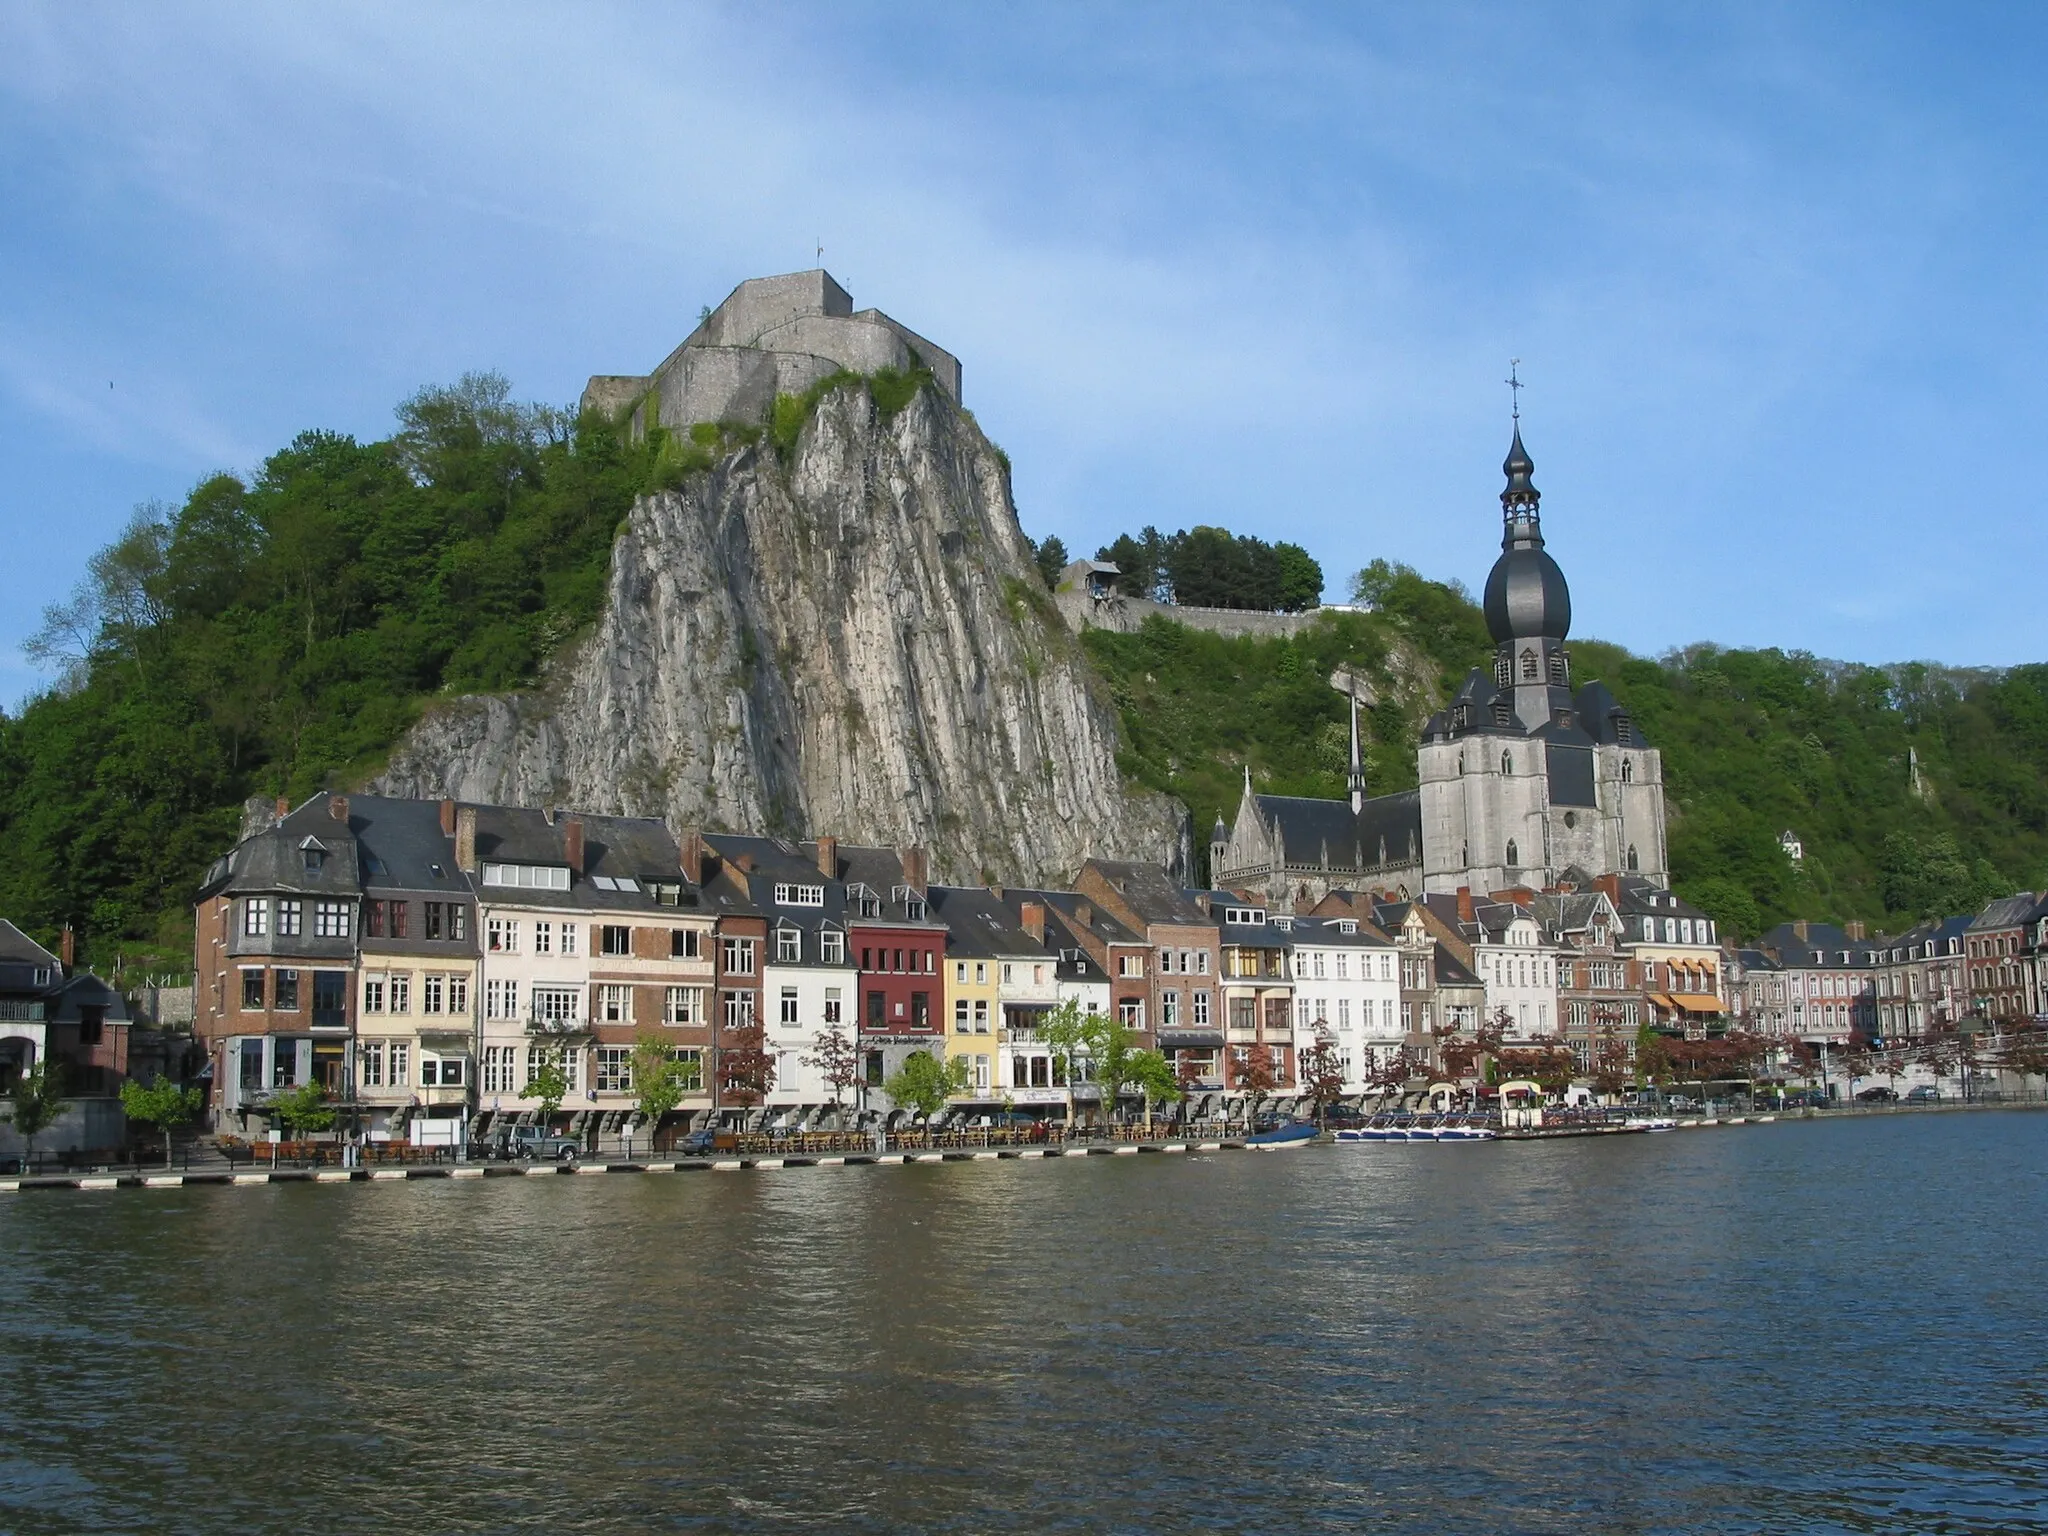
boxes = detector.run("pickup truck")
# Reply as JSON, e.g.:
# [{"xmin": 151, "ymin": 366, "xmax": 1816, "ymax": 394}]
[{"xmin": 500, "ymin": 1126, "xmax": 585, "ymax": 1163}]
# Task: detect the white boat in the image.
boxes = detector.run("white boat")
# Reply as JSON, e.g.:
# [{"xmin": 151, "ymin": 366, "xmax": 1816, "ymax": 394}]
[{"xmin": 1624, "ymin": 1117, "xmax": 1677, "ymax": 1133}]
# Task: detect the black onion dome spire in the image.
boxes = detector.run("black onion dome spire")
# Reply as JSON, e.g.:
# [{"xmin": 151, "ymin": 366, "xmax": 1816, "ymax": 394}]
[{"xmin": 1481, "ymin": 423, "xmax": 1571, "ymax": 645}]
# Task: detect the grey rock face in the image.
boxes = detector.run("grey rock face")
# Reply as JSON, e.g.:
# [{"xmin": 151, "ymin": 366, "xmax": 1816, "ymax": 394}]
[{"xmin": 373, "ymin": 383, "xmax": 1185, "ymax": 885}]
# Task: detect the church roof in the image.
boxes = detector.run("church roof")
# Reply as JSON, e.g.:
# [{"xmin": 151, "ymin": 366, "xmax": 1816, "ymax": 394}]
[{"xmin": 1252, "ymin": 789, "xmax": 1420, "ymax": 869}]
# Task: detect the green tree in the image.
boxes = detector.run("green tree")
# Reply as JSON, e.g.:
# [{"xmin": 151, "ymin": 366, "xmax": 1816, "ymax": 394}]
[
  {"xmin": 1272, "ymin": 541, "xmax": 1323, "ymax": 612},
  {"xmin": 9, "ymin": 1061, "xmax": 68, "ymax": 1171},
  {"xmin": 268, "ymin": 1080, "xmax": 334, "ymax": 1141},
  {"xmin": 629, "ymin": 1034, "xmax": 687, "ymax": 1136},
  {"xmin": 1038, "ymin": 999, "xmax": 1142, "ymax": 1124},
  {"xmin": 1129, "ymin": 1047, "xmax": 1184, "ymax": 1131},
  {"xmin": 883, "ymin": 1049, "xmax": 967, "ymax": 1123},
  {"xmin": 1034, "ymin": 534, "xmax": 1069, "ymax": 589},
  {"xmin": 525, "ymin": 1051, "xmax": 571, "ymax": 1124},
  {"xmin": 119, "ymin": 1076, "xmax": 201, "ymax": 1167}
]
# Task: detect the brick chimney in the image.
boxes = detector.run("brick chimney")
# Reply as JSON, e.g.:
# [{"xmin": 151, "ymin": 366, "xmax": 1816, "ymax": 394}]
[
  {"xmin": 678, "ymin": 827, "xmax": 704, "ymax": 884},
  {"xmin": 1792, "ymin": 919, "xmax": 1810, "ymax": 943},
  {"xmin": 1593, "ymin": 873, "xmax": 1621, "ymax": 904},
  {"xmin": 1456, "ymin": 886, "xmax": 1476, "ymax": 923},
  {"xmin": 274, "ymin": 795, "xmax": 290, "ymax": 822},
  {"xmin": 328, "ymin": 793, "xmax": 349, "ymax": 822},
  {"xmin": 1844, "ymin": 920, "xmax": 1867, "ymax": 941},
  {"xmin": 60, "ymin": 925, "xmax": 75, "ymax": 970},
  {"xmin": 815, "ymin": 835, "xmax": 838, "ymax": 880},
  {"xmin": 1021, "ymin": 901, "xmax": 1046, "ymax": 944},
  {"xmin": 1194, "ymin": 892, "xmax": 1211, "ymax": 916},
  {"xmin": 899, "ymin": 846, "xmax": 928, "ymax": 897},
  {"xmin": 563, "ymin": 817, "xmax": 586, "ymax": 876},
  {"xmin": 439, "ymin": 798, "xmax": 456, "ymax": 837},
  {"xmin": 1075, "ymin": 899, "xmax": 1093, "ymax": 928},
  {"xmin": 455, "ymin": 807, "xmax": 478, "ymax": 873}
]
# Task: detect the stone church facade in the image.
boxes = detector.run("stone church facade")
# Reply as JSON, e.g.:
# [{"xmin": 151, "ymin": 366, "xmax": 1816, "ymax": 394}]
[{"xmin": 1213, "ymin": 423, "xmax": 1670, "ymax": 912}]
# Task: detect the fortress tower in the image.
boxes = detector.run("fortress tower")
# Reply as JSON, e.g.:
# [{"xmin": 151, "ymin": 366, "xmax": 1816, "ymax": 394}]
[{"xmin": 1415, "ymin": 426, "xmax": 1669, "ymax": 894}]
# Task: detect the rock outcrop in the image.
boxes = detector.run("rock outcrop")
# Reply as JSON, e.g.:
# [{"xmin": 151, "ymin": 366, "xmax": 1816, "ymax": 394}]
[{"xmin": 372, "ymin": 381, "xmax": 1186, "ymax": 884}]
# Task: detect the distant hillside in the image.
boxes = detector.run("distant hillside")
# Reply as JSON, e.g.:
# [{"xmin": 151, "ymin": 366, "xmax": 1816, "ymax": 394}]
[{"xmin": 1081, "ymin": 561, "xmax": 2048, "ymax": 937}]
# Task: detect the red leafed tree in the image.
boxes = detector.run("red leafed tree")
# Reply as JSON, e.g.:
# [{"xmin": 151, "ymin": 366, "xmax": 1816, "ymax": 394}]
[
  {"xmin": 720, "ymin": 1021, "xmax": 776, "ymax": 1114},
  {"xmin": 1592, "ymin": 1025, "xmax": 1631, "ymax": 1098},
  {"xmin": 1234, "ymin": 1044, "xmax": 1278, "ymax": 1124},
  {"xmin": 1298, "ymin": 1038, "xmax": 1348, "ymax": 1125}
]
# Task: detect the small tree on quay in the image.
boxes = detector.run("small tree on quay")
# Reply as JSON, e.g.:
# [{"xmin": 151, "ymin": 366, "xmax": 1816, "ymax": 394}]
[
  {"xmin": 883, "ymin": 1050, "xmax": 967, "ymax": 1126},
  {"xmin": 9, "ymin": 1061, "xmax": 68, "ymax": 1172},
  {"xmin": 1297, "ymin": 1037, "xmax": 1348, "ymax": 1126},
  {"xmin": 804, "ymin": 1021, "xmax": 861, "ymax": 1122},
  {"xmin": 120, "ymin": 1076, "xmax": 200, "ymax": 1167}
]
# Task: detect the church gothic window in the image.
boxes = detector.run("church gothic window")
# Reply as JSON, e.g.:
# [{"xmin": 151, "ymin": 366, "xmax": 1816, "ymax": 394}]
[
  {"xmin": 1457, "ymin": 751, "xmax": 1465, "ymax": 774},
  {"xmin": 1626, "ymin": 844, "xmax": 1639, "ymax": 871},
  {"xmin": 1506, "ymin": 840, "xmax": 1519, "ymax": 867},
  {"xmin": 1621, "ymin": 759, "xmax": 1634, "ymax": 784},
  {"xmin": 1501, "ymin": 751, "xmax": 1513, "ymax": 775}
]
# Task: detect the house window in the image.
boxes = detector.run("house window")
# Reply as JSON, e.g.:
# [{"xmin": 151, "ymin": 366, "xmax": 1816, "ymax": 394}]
[
  {"xmin": 602, "ymin": 925, "xmax": 632, "ymax": 956},
  {"xmin": 275, "ymin": 970, "xmax": 301, "ymax": 1010},
  {"xmin": 821, "ymin": 931, "xmax": 845, "ymax": 966},
  {"xmin": 272, "ymin": 1039, "xmax": 300, "ymax": 1088},
  {"xmin": 388, "ymin": 902, "xmax": 407, "ymax": 938},
  {"xmin": 663, "ymin": 986, "xmax": 702, "ymax": 1025},
  {"xmin": 596, "ymin": 1047, "xmax": 632, "ymax": 1094},
  {"xmin": 673, "ymin": 1049, "xmax": 704, "ymax": 1091},
  {"xmin": 777, "ymin": 928, "xmax": 801, "ymax": 964},
  {"xmin": 1001, "ymin": 963, "xmax": 1014, "ymax": 986},
  {"xmin": 867, "ymin": 992, "xmax": 885, "ymax": 1027},
  {"xmin": 532, "ymin": 988, "xmax": 580, "ymax": 1027},
  {"xmin": 421, "ymin": 1057, "xmax": 465, "ymax": 1088},
  {"xmin": 600, "ymin": 985, "xmax": 631, "ymax": 1024},
  {"xmin": 911, "ymin": 992, "xmax": 930, "ymax": 1029},
  {"xmin": 488, "ymin": 917, "xmax": 518, "ymax": 954},
  {"xmin": 1161, "ymin": 990, "xmax": 1180, "ymax": 1028},
  {"xmin": 724, "ymin": 990, "xmax": 756, "ymax": 1029},
  {"xmin": 447, "ymin": 975, "xmax": 468, "ymax": 1015},
  {"xmin": 359, "ymin": 1041, "xmax": 384, "ymax": 1089},
  {"xmin": 723, "ymin": 938, "xmax": 756, "ymax": 975},
  {"xmin": 481, "ymin": 1046, "xmax": 514, "ymax": 1094},
  {"xmin": 1118, "ymin": 999, "xmax": 1144, "ymax": 1029},
  {"xmin": 1118, "ymin": 954, "xmax": 1143, "ymax": 978},
  {"xmin": 243, "ymin": 899, "xmax": 269, "ymax": 937},
  {"xmin": 773, "ymin": 883, "xmax": 826, "ymax": 907},
  {"xmin": 240, "ymin": 970, "xmax": 265, "ymax": 1010},
  {"xmin": 780, "ymin": 987, "xmax": 800, "ymax": 1026},
  {"xmin": 824, "ymin": 988, "xmax": 842, "ymax": 1025},
  {"xmin": 276, "ymin": 901, "xmax": 302, "ymax": 937},
  {"xmin": 422, "ymin": 974, "xmax": 445, "ymax": 1015},
  {"xmin": 363, "ymin": 976, "xmax": 385, "ymax": 1013},
  {"xmin": 1193, "ymin": 990, "xmax": 1210, "ymax": 1026},
  {"xmin": 975, "ymin": 962, "xmax": 988, "ymax": 985},
  {"xmin": 670, "ymin": 928, "xmax": 700, "ymax": 959},
  {"xmin": 954, "ymin": 998, "xmax": 969, "ymax": 1031},
  {"xmin": 387, "ymin": 973, "xmax": 410, "ymax": 1013},
  {"xmin": 486, "ymin": 979, "xmax": 519, "ymax": 1019},
  {"xmin": 974, "ymin": 999, "xmax": 990, "ymax": 1032},
  {"xmin": 450, "ymin": 905, "xmax": 468, "ymax": 942},
  {"xmin": 534, "ymin": 921, "xmax": 553, "ymax": 955}
]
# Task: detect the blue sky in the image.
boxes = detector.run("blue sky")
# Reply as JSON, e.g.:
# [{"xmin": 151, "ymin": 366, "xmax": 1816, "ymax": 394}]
[{"xmin": 3, "ymin": 2, "xmax": 2043, "ymax": 704}]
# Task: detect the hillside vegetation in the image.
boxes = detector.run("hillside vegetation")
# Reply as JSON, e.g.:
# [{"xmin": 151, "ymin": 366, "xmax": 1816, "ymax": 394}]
[
  {"xmin": 6, "ymin": 372, "xmax": 2045, "ymax": 965},
  {"xmin": 1082, "ymin": 560, "xmax": 2048, "ymax": 936}
]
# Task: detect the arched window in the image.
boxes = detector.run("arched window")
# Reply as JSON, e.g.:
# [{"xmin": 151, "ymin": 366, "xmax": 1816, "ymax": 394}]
[
  {"xmin": 1501, "ymin": 751, "xmax": 1513, "ymax": 775},
  {"xmin": 1505, "ymin": 840, "xmax": 1519, "ymax": 867},
  {"xmin": 1520, "ymin": 648, "xmax": 1538, "ymax": 681},
  {"xmin": 1457, "ymin": 751, "xmax": 1465, "ymax": 775},
  {"xmin": 1621, "ymin": 758, "xmax": 1635, "ymax": 784},
  {"xmin": 1461, "ymin": 840, "xmax": 1469, "ymax": 865},
  {"xmin": 1626, "ymin": 843, "xmax": 1639, "ymax": 871}
]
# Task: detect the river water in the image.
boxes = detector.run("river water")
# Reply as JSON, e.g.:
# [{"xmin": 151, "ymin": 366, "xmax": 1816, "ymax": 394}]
[{"xmin": 3, "ymin": 1112, "xmax": 2044, "ymax": 1534}]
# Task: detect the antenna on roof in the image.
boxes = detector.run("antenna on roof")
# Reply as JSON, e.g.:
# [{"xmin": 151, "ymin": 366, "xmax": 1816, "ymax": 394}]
[{"xmin": 1506, "ymin": 359, "xmax": 1523, "ymax": 422}]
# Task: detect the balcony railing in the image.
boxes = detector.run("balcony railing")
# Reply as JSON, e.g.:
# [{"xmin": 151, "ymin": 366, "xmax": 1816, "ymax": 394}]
[{"xmin": 0, "ymin": 1000, "xmax": 47, "ymax": 1022}]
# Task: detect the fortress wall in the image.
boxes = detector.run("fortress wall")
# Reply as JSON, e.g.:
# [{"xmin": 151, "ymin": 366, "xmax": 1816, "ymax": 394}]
[{"xmin": 1053, "ymin": 588, "xmax": 1334, "ymax": 640}]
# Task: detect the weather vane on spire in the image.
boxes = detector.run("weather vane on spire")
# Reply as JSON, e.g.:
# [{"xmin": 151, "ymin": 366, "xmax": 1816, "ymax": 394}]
[{"xmin": 1506, "ymin": 358, "xmax": 1523, "ymax": 421}]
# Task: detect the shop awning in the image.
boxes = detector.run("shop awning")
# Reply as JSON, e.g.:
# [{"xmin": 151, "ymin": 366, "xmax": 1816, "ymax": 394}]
[
  {"xmin": 1645, "ymin": 992, "xmax": 1675, "ymax": 1010},
  {"xmin": 1671, "ymin": 994, "xmax": 1725, "ymax": 1012}
]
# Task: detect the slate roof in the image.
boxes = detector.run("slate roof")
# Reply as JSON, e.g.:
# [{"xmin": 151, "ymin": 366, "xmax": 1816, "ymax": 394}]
[
  {"xmin": 1081, "ymin": 861, "xmax": 1214, "ymax": 927},
  {"xmin": 1968, "ymin": 893, "xmax": 2040, "ymax": 932},
  {"xmin": 1252, "ymin": 789, "xmax": 1422, "ymax": 870},
  {"xmin": 834, "ymin": 844, "xmax": 946, "ymax": 928},
  {"xmin": 347, "ymin": 795, "xmax": 464, "ymax": 896},
  {"xmin": 701, "ymin": 834, "xmax": 849, "ymax": 940},
  {"xmin": 1751, "ymin": 921, "xmax": 1881, "ymax": 967},
  {"xmin": 196, "ymin": 795, "xmax": 363, "ymax": 902},
  {"xmin": 1285, "ymin": 915, "xmax": 1394, "ymax": 949},
  {"xmin": 930, "ymin": 886, "xmax": 1046, "ymax": 960},
  {"xmin": 469, "ymin": 806, "xmax": 691, "ymax": 915}
]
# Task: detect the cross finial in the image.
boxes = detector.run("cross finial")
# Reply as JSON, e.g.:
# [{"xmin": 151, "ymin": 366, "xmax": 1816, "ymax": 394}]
[
  {"xmin": 816, "ymin": 238, "xmax": 824, "ymax": 264},
  {"xmin": 1506, "ymin": 358, "xmax": 1523, "ymax": 421}
]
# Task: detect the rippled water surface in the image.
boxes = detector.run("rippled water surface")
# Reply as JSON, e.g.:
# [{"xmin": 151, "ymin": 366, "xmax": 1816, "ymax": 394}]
[{"xmin": 3, "ymin": 1111, "xmax": 2046, "ymax": 1533}]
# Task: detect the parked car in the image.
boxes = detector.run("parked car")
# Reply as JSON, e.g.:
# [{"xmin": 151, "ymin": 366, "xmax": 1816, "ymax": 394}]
[
  {"xmin": 1903, "ymin": 1085, "xmax": 1942, "ymax": 1103},
  {"xmin": 677, "ymin": 1127, "xmax": 740, "ymax": 1157},
  {"xmin": 501, "ymin": 1126, "xmax": 584, "ymax": 1162},
  {"xmin": 1855, "ymin": 1085, "xmax": 1898, "ymax": 1103},
  {"xmin": 1782, "ymin": 1091, "xmax": 1829, "ymax": 1109}
]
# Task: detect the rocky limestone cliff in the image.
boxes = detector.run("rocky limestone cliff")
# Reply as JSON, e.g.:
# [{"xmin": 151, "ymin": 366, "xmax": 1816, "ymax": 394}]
[{"xmin": 372, "ymin": 381, "xmax": 1187, "ymax": 884}]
